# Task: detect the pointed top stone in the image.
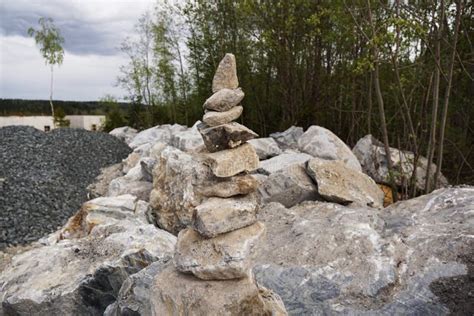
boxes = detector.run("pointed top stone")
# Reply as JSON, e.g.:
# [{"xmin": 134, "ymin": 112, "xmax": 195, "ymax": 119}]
[{"xmin": 212, "ymin": 53, "xmax": 239, "ymax": 92}]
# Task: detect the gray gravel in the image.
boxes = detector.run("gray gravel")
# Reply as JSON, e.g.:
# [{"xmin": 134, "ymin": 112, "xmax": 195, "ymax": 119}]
[{"xmin": 0, "ymin": 126, "xmax": 131, "ymax": 249}]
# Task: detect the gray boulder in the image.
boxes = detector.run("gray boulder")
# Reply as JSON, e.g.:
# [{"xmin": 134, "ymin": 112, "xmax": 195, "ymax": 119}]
[
  {"xmin": 353, "ymin": 134, "xmax": 449, "ymax": 190},
  {"xmin": 170, "ymin": 122, "xmax": 205, "ymax": 153},
  {"xmin": 107, "ymin": 157, "xmax": 155, "ymax": 201},
  {"xmin": 270, "ymin": 126, "xmax": 304, "ymax": 149},
  {"xmin": 87, "ymin": 163, "xmax": 124, "ymax": 198},
  {"xmin": 259, "ymin": 164, "xmax": 319, "ymax": 207},
  {"xmin": 248, "ymin": 137, "xmax": 283, "ymax": 160},
  {"xmin": 128, "ymin": 124, "xmax": 186, "ymax": 149},
  {"xmin": 0, "ymin": 196, "xmax": 176, "ymax": 316},
  {"xmin": 109, "ymin": 126, "xmax": 137, "ymax": 145},
  {"xmin": 258, "ymin": 152, "xmax": 312, "ymax": 175},
  {"xmin": 149, "ymin": 146, "xmax": 215, "ymax": 234},
  {"xmin": 104, "ymin": 261, "xmax": 169, "ymax": 316},
  {"xmin": 298, "ymin": 125, "xmax": 362, "ymax": 171},
  {"xmin": 307, "ymin": 157, "xmax": 384, "ymax": 208},
  {"xmin": 254, "ymin": 187, "xmax": 474, "ymax": 315}
]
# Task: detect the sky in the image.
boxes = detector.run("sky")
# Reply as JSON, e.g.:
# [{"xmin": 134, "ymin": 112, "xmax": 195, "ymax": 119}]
[{"xmin": 0, "ymin": 0, "xmax": 155, "ymax": 101}]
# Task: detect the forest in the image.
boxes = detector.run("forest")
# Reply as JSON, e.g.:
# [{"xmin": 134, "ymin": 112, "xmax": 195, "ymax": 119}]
[
  {"xmin": 115, "ymin": 0, "xmax": 473, "ymax": 188},
  {"xmin": 3, "ymin": 0, "xmax": 473, "ymax": 189}
]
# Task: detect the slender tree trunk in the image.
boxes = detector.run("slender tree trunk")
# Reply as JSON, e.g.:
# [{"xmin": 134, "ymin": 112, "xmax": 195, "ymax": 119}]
[
  {"xmin": 367, "ymin": 1, "xmax": 397, "ymax": 201},
  {"xmin": 425, "ymin": 0, "xmax": 445, "ymax": 193},
  {"xmin": 435, "ymin": 0, "xmax": 462, "ymax": 186},
  {"xmin": 50, "ymin": 65, "xmax": 55, "ymax": 123},
  {"xmin": 368, "ymin": 72, "xmax": 373, "ymax": 134}
]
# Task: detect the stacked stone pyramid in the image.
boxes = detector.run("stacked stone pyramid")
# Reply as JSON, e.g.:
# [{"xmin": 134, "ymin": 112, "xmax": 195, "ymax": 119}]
[{"xmin": 173, "ymin": 53, "xmax": 265, "ymax": 280}]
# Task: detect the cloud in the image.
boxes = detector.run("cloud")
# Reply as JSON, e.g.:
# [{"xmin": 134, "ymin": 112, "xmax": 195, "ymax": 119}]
[
  {"xmin": 0, "ymin": 0, "xmax": 154, "ymax": 56},
  {"xmin": 0, "ymin": 0, "xmax": 157, "ymax": 100},
  {"xmin": 0, "ymin": 35, "xmax": 128, "ymax": 101}
]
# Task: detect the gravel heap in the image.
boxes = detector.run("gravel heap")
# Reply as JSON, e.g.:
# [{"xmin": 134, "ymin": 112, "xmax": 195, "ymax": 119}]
[{"xmin": 0, "ymin": 126, "xmax": 131, "ymax": 249}]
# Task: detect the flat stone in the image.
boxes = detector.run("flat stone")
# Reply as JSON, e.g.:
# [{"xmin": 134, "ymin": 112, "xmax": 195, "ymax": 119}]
[
  {"xmin": 197, "ymin": 174, "xmax": 259, "ymax": 198},
  {"xmin": 212, "ymin": 53, "xmax": 239, "ymax": 92},
  {"xmin": 248, "ymin": 137, "xmax": 283, "ymax": 160},
  {"xmin": 151, "ymin": 265, "xmax": 287, "ymax": 315},
  {"xmin": 306, "ymin": 157, "xmax": 384, "ymax": 208},
  {"xmin": 193, "ymin": 194, "xmax": 258, "ymax": 238},
  {"xmin": 203, "ymin": 143, "xmax": 259, "ymax": 177},
  {"xmin": 199, "ymin": 122, "xmax": 258, "ymax": 152},
  {"xmin": 174, "ymin": 222, "xmax": 265, "ymax": 280},
  {"xmin": 203, "ymin": 106, "xmax": 243, "ymax": 126},
  {"xmin": 203, "ymin": 88, "xmax": 245, "ymax": 112}
]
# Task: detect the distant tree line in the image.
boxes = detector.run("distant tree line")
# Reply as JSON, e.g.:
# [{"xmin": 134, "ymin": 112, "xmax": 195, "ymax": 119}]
[
  {"xmin": 0, "ymin": 98, "xmax": 130, "ymax": 116},
  {"xmin": 115, "ymin": 0, "xmax": 473, "ymax": 190}
]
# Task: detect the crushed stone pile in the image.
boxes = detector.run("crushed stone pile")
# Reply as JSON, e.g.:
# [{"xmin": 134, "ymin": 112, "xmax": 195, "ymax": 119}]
[{"xmin": 0, "ymin": 126, "xmax": 131, "ymax": 249}]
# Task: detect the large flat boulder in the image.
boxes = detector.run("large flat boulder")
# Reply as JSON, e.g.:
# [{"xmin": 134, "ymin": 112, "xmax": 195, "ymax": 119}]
[
  {"xmin": 254, "ymin": 187, "xmax": 474, "ymax": 315},
  {"xmin": 212, "ymin": 53, "xmax": 239, "ymax": 92},
  {"xmin": 174, "ymin": 222, "xmax": 265, "ymax": 280},
  {"xmin": 203, "ymin": 143, "xmax": 259, "ymax": 177},
  {"xmin": 259, "ymin": 164, "xmax": 319, "ymax": 207},
  {"xmin": 353, "ymin": 134, "xmax": 449, "ymax": 190},
  {"xmin": 307, "ymin": 157, "xmax": 384, "ymax": 208},
  {"xmin": 0, "ymin": 197, "xmax": 176, "ymax": 316},
  {"xmin": 298, "ymin": 125, "xmax": 362, "ymax": 172}
]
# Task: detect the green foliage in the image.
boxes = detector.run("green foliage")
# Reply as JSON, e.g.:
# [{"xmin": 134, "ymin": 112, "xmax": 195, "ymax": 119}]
[
  {"xmin": 53, "ymin": 107, "xmax": 70, "ymax": 127},
  {"xmin": 100, "ymin": 95, "xmax": 127, "ymax": 132},
  {"xmin": 116, "ymin": 0, "xmax": 473, "ymax": 187},
  {"xmin": 28, "ymin": 17, "xmax": 64, "ymax": 67}
]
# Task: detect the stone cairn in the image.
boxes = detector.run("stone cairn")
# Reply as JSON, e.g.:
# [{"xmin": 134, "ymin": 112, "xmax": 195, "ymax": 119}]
[{"xmin": 173, "ymin": 53, "xmax": 264, "ymax": 281}]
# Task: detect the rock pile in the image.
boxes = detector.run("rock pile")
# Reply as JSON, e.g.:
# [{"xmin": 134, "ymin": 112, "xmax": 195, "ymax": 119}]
[
  {"xmin": 0, "ymin": 126, "xmax": 131, "ymax": 249},
  {"xmin": 152, "ymin": 54, "xmax": 287, "ymax": 314}
]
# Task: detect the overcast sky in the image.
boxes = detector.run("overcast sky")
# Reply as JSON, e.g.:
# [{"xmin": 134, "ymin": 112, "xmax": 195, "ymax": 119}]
[{"xmin": 0, "ymin": 0, "xmax": 155, "ymax": 101}]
